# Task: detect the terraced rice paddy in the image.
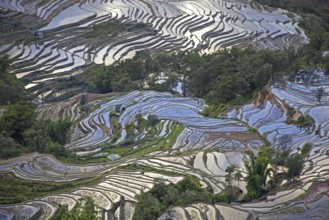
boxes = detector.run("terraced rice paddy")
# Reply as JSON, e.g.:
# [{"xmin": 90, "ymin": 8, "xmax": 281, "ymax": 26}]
[
  {"xmin": 62, "ymin": 90, "xmax": 262, "ymax": 155},
  {"xmin": 1, "ymin": 1, "xmax": 329, "ymax": 219},
  {"xmin": 0, "ymin": 0, "xmax": 307, "ymax": 100},
  {"xmin": 2, "ymin": 74, "xmax": 329, "ymax": 219}
]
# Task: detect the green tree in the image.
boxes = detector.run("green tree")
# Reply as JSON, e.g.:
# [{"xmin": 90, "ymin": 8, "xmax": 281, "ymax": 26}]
[
  {"xmin": 78, "ymin": 197, "xmax": 97, "ymax": 220},
  {"xmin": 0, "ymin": 55, "xmax": 26, "ymax": 104},
  {"xmin": 133, "ymin": 193, "xmax": 163, "ymax": 220},
  {"xmin": 244, "ymin": 147, "xmax": 275, "ymax": 201},
  {"xmin": 0, "ymin": 102, "xmax": 37, "ymax": 143},
  {"xmin": 225, "ymin": 165, "xmax": 236, "ymax": 202},
  {"xmin": 91, "ymin": 66, "xmax": 114, "ymax": 93},
  {"xmin": 47, "ymin": 119, "xmax": 72, "ymax": 145},
  {"xmin": 285, "ymin": 154, "xmax": 304, "ymax": 180},
  {"xmin": 235, "ymin": 170, "xmax": 243, "ymax": 188},
  {"xmin": 147, "ymin": 114, "xmax": 159, "ymax": 127},
  {"xmin": 316, "ymin": 87, "xmax": 324, "ymax": 104},
  {"xmin": 0, "ymin": 132, "xmax": 22, "ymax": 158}
]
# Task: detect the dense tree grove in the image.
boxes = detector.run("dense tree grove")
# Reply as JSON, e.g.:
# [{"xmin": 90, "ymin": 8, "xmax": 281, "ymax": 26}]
[
  {"xmin": 133, "ymin": 176, "xmax": 223, "ymax": 220},
  {"xmin": 48, "ymin": 119, "xmax": 72, "ymax": 145},
  {"xmin": 90, "ymin": 48, "xmax": 297, "ymax": 107},
  {"xmin": 244, "ymin": 147, "xmax": 275, "ymax": 201},
  {"xmin": 244, "ymin": 145, "xmax": 306, "ymax": 201},
  {"xmin": 184, "ymin": 48, "xmax": 294, "ymax": 105},
  {"xmin": 0, "ymin": 55, "xmax": 26, "ymax": 104},
  {"xmin": 0, "ymin": 103, "xmax": 73, "ymax": 159}
]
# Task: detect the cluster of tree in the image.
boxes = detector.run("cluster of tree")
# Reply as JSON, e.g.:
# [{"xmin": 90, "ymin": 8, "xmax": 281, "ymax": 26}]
[
  {"xmin": 224, "ymin": 165, "xmax": 243, "ymax": 203},
  {"xmin": 244, "ymin": 144, "xmax": 306, "ymax": 201},
  {"xmin": 285, "ymin": 104, "xmax": 314, "ymax": 128},
  {"xmin": 127, "ymin": 113, "xmax": 160, "ymax": 138},
  {"xmin": 183, "ymin": 48, "xmax": 295, "ymax": 105},
  {"xmin": 52, "ymin": 197, "xmax": 96, "ymax": 220},
  {"xmin": 88, "ymin": 52, "xmax": 166, "ymax": 93},
  {"xmin": 90, "ymin": 47, "xmax": 297, "ymax": 108},
  {"xmin": 0, "ymin": 102, "xmax": 72, "ymax": 159},
  {"xmin": 0, "ymin": 55, "xmax": 26, "ymax": 105},
  {"xmin": 133, "ymin": 176, "xmax": 222, "ymax": 220}
]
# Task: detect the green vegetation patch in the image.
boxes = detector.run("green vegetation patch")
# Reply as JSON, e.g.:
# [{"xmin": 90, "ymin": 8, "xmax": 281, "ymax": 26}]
[
  {"xmin": 284, "ymin": 103, "xmax": 314, "ymax": 128},
  {"xmin": 201, "ymin": 103, "xmax": 227, "ymax": 118},
  {"xmin": 244, "ymin": 146, "xmax": 305, "ymax": 201},
  {"xmin": 103, "ymin": 120, "xmax": 184, "ymax": 158},
  {"xmin": 0, "ymin": 102, "xmax": 74, "ymax": 159},
  {"xmin": 133, "ymin": 176, "xmax": 225, "ymax": 220},
  {"xmin": 51, "ymin": 197, "xmax": 97, "ymax": 220},
  {"xmin": 0, "ymin": 173, "xmax": 101, "ymax": 204},
  {"xmin": 0, "ymin": 55, "xmax": 27, "ymax": 105}
]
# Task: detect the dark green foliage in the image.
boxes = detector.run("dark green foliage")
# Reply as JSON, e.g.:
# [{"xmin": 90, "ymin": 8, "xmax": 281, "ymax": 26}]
[
  {"xmin": 272, "ymin": 147, "xmax": 291, "ymax": 166},
  {"xmin": 201, "ymin": 104, "xmax": 227, "ymax": 118},
  {"xmin": 0, "ymin": 102, "xmax": 37, "ymax": 143},
  {"xmin": 0, "ymin": 55, "xmax": 26, "ymax": 105},
  {"xmin": 244, "ymin": 145, "xmax": 306, "ymax": 200},
  {"xmin": 244, "ymin": 147, "xmax": 275, "ymax": 201},
  {"xmin": 184, "ymin": 48, "xmax": 291, "ymax": 105},
  {"xmin": 225, "ymin": 165, "xmax": 237, "ymax": 203},
  {"xmin": 296, "ymin": 115, "xmax": 313, "ymax": 127},
  {"xmin": 0, "ymin": 103, "xmax": 73, "ymax": 159},
  {"xmin": 136, "ymin": 113, "xmax": 149, "ymax": 132},
  {"xmin": 43, "ymin": 142, "xmax": 73, "ymax": 158},
  {"xmin": 316, "ymin": 87, "xmax": 324, "ymax": 104},
  {"xmin": 23, "ymin": 123, "xmax": 51, "ymax": 152},
  {"xmin": 147, "ymin": 114, "xmax": 159, "ymax": 126},
  {"xmin": 0, "ymin": 173, "xmax": 101, "ymax": 204},
  {"xmin": 133, "ymin": 192, "xmax": 164, "ymax": 220},
  {"xmin": 124, "ymin": 113, "xmax": 153, "ymax": 138},
  {"xmin": 301, "ymin": 142, "xmax": 312, "ymax": 156},
  {"xmin": 89, "ymin": 59, "xmax": 142, "ymax": 93},
  {"xmin": 90, "ymin": 47, "xmax": 301, "ymax": 108},
  {"xmin": 51, "ymin": 197, "xmax": 97, "ymax": 220},
  {"xmin": 133, "ymin": 176, "xmax": 221, "ymax": 220},
  {"xmin": 79, "ymin": 197, "xmax": 97, "ymax": 220},
  {"xmin": 51, "ymin": 205, "xmax": 68, "ymax": 220},
  {"xmin": 48, "ymin": 119, "xmax": 72, "ymax": 145},
  {"xmin": 147, "ymin": 74, "xmax": 178, "ymax": 92},
  {"xmin": 285, "ymin": 154, "xmax": 304, "ymax": 180},
  {"xmin": 0, "ymin": 132, "xmax": 23, "ymax": 158},
  {"xmin": 80, "ymin": 94, "xmax": 88, "ymax": 105},
  {"xmin": 285, "ymin": 104, "xmax": 296, "ymax": 118},
  {"xmin": 285, "ymin": 104, "xmax": 314, "ymax": 128}
]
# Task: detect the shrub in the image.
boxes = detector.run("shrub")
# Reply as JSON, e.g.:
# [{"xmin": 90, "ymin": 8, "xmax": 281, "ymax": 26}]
[
  {"xmin": 301, "ymin": 142, "xmax": 312, "ymax": 156},
  {"xmin": 47, "ymin": 119, "xmax": 72, "ymax": 145},
  {"xmin": 147, "ymin": 114, "xmax": 159, "ymax": 127},
  {"xmin": 285, "ymin": 154, "xmax": 304, "ymax": 180}
]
